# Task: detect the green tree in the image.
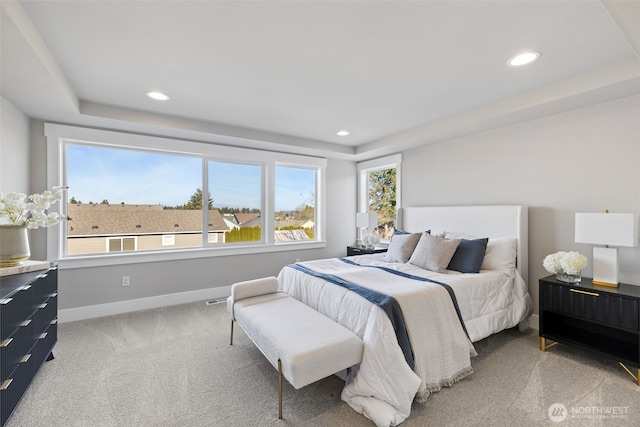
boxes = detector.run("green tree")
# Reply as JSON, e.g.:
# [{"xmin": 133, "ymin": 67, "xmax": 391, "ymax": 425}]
[
  {"xmin": 368, "ymin": 168, "xmax": 396, "ymax": 237},
  {"xmin": 294, "ymin": 203, "xmax": 315, "ymax": 220},
  {"xmin": 183, "ymin": 188, "xmax": 213, "ymax": 210}
]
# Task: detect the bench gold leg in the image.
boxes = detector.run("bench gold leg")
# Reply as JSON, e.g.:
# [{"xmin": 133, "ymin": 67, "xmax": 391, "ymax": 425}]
[
  {"xmin": 230, "ymin": 320, "xmax": 234, "ymax": 345},
  {"xmin": 278, "ymin": 359, "xmax": 283, "ymax": 419}
]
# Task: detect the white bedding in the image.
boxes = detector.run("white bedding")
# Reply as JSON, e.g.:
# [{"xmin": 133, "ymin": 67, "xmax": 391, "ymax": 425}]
[{"xmin": 277, "ymin": 254, "xmax": 531, "ymax": 427}]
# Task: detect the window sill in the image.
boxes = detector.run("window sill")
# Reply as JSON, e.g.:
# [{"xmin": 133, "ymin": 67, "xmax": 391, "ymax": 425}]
[{"xmin": 55, "ymin": 241, "xmax": 327, "ymax": 270}]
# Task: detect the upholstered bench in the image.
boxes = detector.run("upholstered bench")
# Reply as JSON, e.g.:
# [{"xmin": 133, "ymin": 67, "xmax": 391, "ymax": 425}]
[{"xmin": 227, "ymin": 277, "xmax": 364, "ymax": 419}]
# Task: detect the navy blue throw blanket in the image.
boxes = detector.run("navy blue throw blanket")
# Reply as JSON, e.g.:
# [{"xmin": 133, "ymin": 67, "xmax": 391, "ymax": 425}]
[
  {"xmin": 287, "ymin": 263, "xmax": 415, "ymax": 370},
  {"xmin": 340, "ymin": 258, "xmax": 470, "ymax": 339}
]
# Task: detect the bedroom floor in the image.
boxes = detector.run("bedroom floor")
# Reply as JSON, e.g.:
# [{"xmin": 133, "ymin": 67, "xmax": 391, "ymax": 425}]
[{"xmin": 6, "ymin": 301, "xmax": 639, "ymax": 427}]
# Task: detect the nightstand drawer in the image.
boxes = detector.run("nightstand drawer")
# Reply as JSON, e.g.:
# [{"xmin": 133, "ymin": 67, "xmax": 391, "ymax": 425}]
[{"xmin": 541, "ymin": 282, "xmax": 639, "ymax": 331}]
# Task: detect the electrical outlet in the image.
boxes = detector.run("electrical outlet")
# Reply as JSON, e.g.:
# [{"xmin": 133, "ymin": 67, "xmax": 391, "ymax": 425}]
[
  {"xmin": 295, "ymin": 258, "xmax": 300, "ymax": 262},
  {"xmin": 122, "ymin": 276, "xmax": 130, "ymax": 286}
]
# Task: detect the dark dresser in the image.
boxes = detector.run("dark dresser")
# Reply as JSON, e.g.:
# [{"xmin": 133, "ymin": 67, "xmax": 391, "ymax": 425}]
[
  {"xmin": 1, "ymin": 265, "xmax": 58, "ymax": 426},
  {"xmin": 539, "ymin": 275, "xmax": 639, "ymax": 385}
]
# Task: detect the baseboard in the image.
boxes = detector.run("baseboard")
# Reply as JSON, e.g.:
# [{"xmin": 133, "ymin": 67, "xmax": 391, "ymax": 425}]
[
  {"xmin": 528, "ymin": 313, "xmax": 539, "ymax": 330},
  {"xmin": 58, "ymin": 286, "xmax": 231, "ymax": 323}
]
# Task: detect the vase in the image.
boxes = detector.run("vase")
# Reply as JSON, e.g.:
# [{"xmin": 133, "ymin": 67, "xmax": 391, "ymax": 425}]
[
  {"xmin": 556, "ymin": 273, "xmax": 581, "ymax": 283},
  {"xmin": 0, "ymin": 224, "xmax": 31, "ymax": 267}
]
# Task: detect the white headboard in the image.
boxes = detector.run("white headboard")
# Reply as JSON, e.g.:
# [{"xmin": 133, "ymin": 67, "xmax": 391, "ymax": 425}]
[{"xmin": 399, "ymin": 205, "xmax": 528, "ymax": 283}]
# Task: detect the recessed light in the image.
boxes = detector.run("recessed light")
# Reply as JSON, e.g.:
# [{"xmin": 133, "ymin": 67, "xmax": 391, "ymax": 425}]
[
  {"xmin": 337, "ymin": 130, "xmax": 350, "ymax": 136},
  {"xmin": 146, "ymin": 91, "xmax": 170, "ymax": 101},
  {"xmin": 507, "ymin": 51, "xmax": 540, "ymax": 67}
]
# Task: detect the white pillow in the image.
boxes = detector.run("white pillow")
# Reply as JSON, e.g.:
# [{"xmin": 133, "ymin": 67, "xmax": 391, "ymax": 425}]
[
  {"xmin": 383, "ymin": 233, "xmax": 421, "ymax": 263},
  {"xmin": 408, "ymin": 232, "xmax": 461, "ymax": 273},
  {"xmin": 481, "ymin": 237, "xmax": 517, "ymax": 271}
]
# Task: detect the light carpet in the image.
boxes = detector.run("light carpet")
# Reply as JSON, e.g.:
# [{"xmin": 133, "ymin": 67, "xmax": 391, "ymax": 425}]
[{"xmin": 6, "ymin": 301, "xmax": 639, "ymax": 426}]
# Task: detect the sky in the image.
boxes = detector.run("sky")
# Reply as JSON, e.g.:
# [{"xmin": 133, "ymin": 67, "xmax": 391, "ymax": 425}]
[{"xmin": 67, "ymin": 144, "xmax": 315, "ymax": 211}]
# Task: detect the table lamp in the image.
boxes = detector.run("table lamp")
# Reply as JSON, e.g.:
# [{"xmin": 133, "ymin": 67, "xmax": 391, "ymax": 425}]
[
  {"xmin": 575, "ymin": 211, "xmax": 637, "ymax": 287},
  {"xmin": 356, "ymin": 212, "xmax": 378, "ymax": 247}
]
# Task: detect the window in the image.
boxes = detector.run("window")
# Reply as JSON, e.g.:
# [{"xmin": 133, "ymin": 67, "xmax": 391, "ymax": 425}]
[
  {"xmin": 107, "ymin": 237, "xmax": 136, "ymax": 252},
  {"xmin": 275, "ymin": 166, "xmax": 316, "ymax": 241},
  {"xmin": 45, "ymin": 124, "xmax": 326, "ymax": 267},
  {"xmin": 208, "ymin": 161, "xmax": 262, "ymax": 244},
  {"xmin": 357, "ymin": 154, "xmax": 401, "ymax": 241},
  {"xmin": 66, "ymin": 143, "xmax": 202, "ymax": 255}
]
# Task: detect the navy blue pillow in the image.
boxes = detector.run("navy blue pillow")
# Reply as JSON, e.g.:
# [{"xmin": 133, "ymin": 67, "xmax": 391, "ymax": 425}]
[{"xmin": 447, "ymin": 238, "xmax": 489, "ymax": 273}]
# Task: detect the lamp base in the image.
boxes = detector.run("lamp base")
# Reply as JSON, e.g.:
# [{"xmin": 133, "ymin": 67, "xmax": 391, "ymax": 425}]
[
  {"xmin": 592, "ymin": 247, "xmax": 619, "ymax": 287},
  {"xmin": 591, "ymin": 279, "xmax": 619, "ymax": 288}
]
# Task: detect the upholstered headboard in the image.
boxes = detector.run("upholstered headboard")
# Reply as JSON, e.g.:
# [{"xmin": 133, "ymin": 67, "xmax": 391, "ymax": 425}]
[{"xmin": 399, "ymin": 205, "xmax": 528, "ymax": 283}]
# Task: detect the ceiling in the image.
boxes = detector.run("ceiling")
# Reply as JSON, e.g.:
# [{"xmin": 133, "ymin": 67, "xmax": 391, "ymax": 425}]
[{"xmin": 1, "ymin": 1, "xmax": 639, "ymax": 161}]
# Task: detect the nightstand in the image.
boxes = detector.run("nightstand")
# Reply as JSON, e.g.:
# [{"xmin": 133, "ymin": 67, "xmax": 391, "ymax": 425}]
[
  {"xmin": 346, "ymin": 246, "xmax": 387, "ymax": 257},
  {"xmin": 539, "ymin": 275, "xmax": 640, "ymax": 385}
]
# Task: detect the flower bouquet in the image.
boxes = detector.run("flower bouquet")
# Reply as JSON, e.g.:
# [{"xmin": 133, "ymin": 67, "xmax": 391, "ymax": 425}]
[
  {"xmin": 0, "ymin": 186, "xmax": 67, "ymax": 266},
  {"xmin": 543, "ymin": 251, "xmax": 588, "ymax": 283}
]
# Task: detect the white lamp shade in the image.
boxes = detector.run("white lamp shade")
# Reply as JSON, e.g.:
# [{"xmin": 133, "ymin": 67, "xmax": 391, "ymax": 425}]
[
  {"xmin": 356, "ymin": 212, "xmax": 378, "ymax": 228},
  {"xmin": 575, "ymin": 213, "xmax": 637, "ymax": 247}
]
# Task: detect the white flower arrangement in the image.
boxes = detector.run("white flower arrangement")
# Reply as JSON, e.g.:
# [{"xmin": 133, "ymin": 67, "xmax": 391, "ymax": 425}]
[
  {"xmin": 362, "ymin": 231, "xmax": 380, "ymax": 248},
  {"xmin": 543, "ymin": 251, "xmax": 588, "ymax": 276},
  {"xmin": 0, "ymin": 186, "xmax": 68, "ymax": 229}
]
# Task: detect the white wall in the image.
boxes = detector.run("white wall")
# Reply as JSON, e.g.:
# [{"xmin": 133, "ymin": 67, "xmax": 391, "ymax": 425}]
[
  {"xmin": 402, "ymin": 95, "xmax": 640, "ymax": 315},
  {"xmin": 18, "ymin": 94, "xmax": 640, "ymax": 320},
  {"xmin": 27, "ymin": 120, "xmax": 357, "ymax": 313},
  {"xmin": 1, "ymin": 96, "xmax": 30, "ymax": 193}
]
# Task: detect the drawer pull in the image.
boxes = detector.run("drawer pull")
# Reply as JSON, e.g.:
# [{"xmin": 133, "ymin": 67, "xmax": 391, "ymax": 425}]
[
  {"xmin": 21, "ymin": 284, "xmax": 32, "ymax": 291},
  {"xmin": 20, "ymin": 319, "xmax": 32, "ymax": 327},
  {"xmin": 20, "ymin": 354, "xmax": 31, "ymax": 363},
  {"xmin": 50, "ymin": 292, "xmax": 58, "ymax": 298},
  {"xmin": 0, "ymin": 379, "xmax": 13, "ymax": 391},
  {"xmin": 38, "ymin": 303, "xmax": 48, "ymax": 309},
  {"xmin": 570, "ymin": 289, "xmax": 600, "ymax": 297},
  {"xmin": 50, "ymin": 318, "xmax": 58, "ymax": 325},
  {"xmin": 0, "ymin": 298, "xmax": 13, "ymax": 305},
  {"xmin": 0, "ymin": 338, "xmax": 13, "ymax": 348},
  {"xmin": 38, "ymin": 332, "xmax": 48, "ymax": 340}
]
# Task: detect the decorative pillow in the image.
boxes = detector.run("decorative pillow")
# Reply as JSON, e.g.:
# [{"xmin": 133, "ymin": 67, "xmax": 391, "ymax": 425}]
[
  {"xmin": 447, "ymin": 238, "xmax": 489, "ymax": 273},
  {"xmin": 481, "ymin": 237, "xmax": 517, "ymax": 271},
  {"xmin": 383, "ymin": 232, "xmax": 421, "ymax": 263},
  {"xmin": 408, "ymin": 232, "xmax": 461, "ymax": 273}
]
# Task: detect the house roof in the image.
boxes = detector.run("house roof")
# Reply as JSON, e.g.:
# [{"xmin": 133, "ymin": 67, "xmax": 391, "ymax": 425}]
[
  {"xmin": 67, "ymin": 204, "xmax": 229, "ymax": 236},
  {"xmin": 235, "ymin": 213, "xmax": 260, "ymax": 225}
]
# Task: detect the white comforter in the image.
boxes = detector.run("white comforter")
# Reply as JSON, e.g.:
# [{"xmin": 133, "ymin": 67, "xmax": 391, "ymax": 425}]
[{"xmin": 277, "ymin": 255, "xmax": 531, "ymax": 427}]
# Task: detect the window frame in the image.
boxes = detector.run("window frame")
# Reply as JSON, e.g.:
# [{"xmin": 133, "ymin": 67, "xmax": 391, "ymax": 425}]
[
  {"xmin": 45, "ymin": 124, "xmax": 326, "ymax": 269},
  {"xmin": 357, "ymin": 154, "xmax": 401, "ymax": 243}
]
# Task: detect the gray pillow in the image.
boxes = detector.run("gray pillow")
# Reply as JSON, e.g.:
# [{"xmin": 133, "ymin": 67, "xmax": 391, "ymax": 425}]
[
  {"xmin": 408, "ymin": 232, "xmax": 461, "ymax": 273},
  {"xmin": 383, "ymin": 232, "xmax": 421, "ymax": 263}
]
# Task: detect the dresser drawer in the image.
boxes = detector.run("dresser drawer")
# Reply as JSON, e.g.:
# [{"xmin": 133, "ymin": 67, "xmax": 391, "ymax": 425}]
[
  {"xmin": 541, "ymin": 282, "xmax": 639, "ymax": 331},
  {"xmin": 1, "ymin": 285, "xmax": 34, "ymax": 341},
  {"xmin": 0, "ymin": 353, "xmax": 34, "ymax": 426},
  {"xmin": 1, "ymin": 321, "xmax": 34, "ymax": 382},
  {"xmin": 31, "ymin": 295, "xmax": 57, "ymax": 341},
  {"xmin": 31, "ymin": 269, "xmax": 57, "ymax": 306}
]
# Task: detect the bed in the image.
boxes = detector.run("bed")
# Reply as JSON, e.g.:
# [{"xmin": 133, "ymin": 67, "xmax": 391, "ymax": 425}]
[{"xmin": 277, "ymin": 205, "xmax": 532, "ymax": 427}]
